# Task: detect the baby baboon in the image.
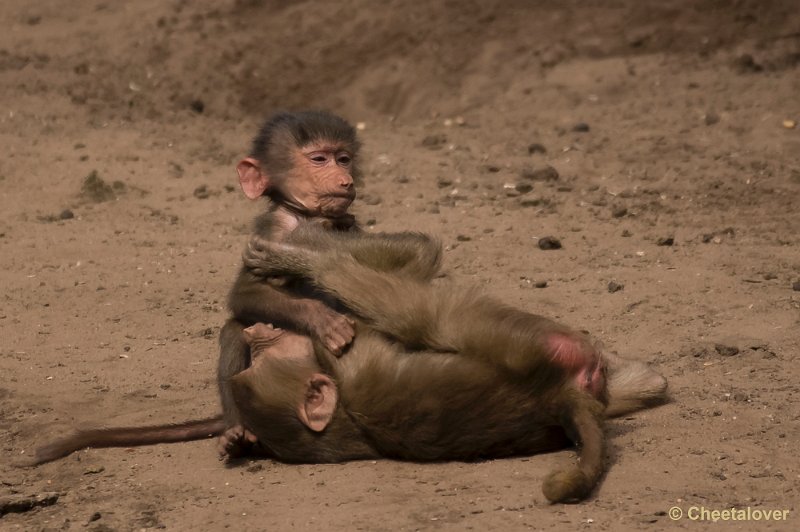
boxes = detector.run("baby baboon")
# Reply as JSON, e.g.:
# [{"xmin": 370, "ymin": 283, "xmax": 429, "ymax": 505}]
[
  {"xmin": 230, "ymin": 228, "xmax": 668, "ymax": 503},
  {"xmin": 219, "ymin": 110, "xmax": 364, "ymax": 452}
]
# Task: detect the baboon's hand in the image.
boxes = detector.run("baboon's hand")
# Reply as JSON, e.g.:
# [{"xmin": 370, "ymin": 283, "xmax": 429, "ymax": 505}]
[{"xmin": 308, "ymin": 302, "xmax": 355, "ymax": 356}]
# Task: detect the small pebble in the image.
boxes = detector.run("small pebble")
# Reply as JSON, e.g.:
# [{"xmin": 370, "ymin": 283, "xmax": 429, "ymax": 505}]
[
  {"xmin": 792, "ymin": 281, "xmax": 800, "ymax": 291},
  {"xmin": 572, "ymin": 122, "xmax": 590, "ymax": 132},
  {"xmin": 189, "ymin": 99, "xmax": 205, "ymax": 113},
  {"xmin": 527, "ymin": 143, "xmax": 547, "ymax": 155},
  {"xmin": 656, "ymin": 236, "xmax": 674, "ymax": 246},
  {"xmin": 193, "ymin": 185, "xmax": 210, "ymax": 199},
  {"xmin": 714, "ymin": 343, "xmax": 740, "ymax": 357},
  {"xmin": 733, "ymin": 391, "xmax": 749, "ymax": 402},
  {"xmin": 247, "ymin": 463, "xmax": 264, "ymax": 473},
  {"xmin": 608, "ymin": 281, "xmax": 624, "ymax": 293},
  {"xmin": 59, "ymin": 209, "xmax": 74, "ymax": 220},
  {"xmin": 612, "ymin": 206, "xmax": 627, "ymax": 218},
  {"xmin": 704, "ymin": 111, "xmax": 720, "ymax": 125},
  {"xmin": 522, "ymin": 165, "xmax": 559, "ymax": 181},
  {"xmin": 537, "ymin": 236, "xmax": 562, "ymax": 250},
  {"xmin": 534, "ymin": 280, "xmax": 548, "ymax": 288},
  {"xmin": 421, "ymin": 134, "xmax": 447, "ymax": 149}
]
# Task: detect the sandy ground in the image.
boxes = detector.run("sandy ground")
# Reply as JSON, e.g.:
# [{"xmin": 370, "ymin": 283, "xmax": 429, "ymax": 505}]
[{"xmin": 1, "ymin": 0, "xmax": 799, "ymax": 530}]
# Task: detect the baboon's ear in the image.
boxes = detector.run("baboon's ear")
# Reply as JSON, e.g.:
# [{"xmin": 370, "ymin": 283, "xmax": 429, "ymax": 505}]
[
  {"xmin": 236, "ymin": 157, "xmax": 270, "ymax": 199},
  {"xmin": 297, "ymin": 373, "xmax": 337, "ymax": 432},
  {"xmin": 229, "ymin": 367, "xmax": 257, "ymax": 405}
]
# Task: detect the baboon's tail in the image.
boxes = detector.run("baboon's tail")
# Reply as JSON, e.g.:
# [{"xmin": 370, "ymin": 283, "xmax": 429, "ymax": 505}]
[{"xmin": 21, "ymin": 416, "xmax": 225, "ymax": 466}]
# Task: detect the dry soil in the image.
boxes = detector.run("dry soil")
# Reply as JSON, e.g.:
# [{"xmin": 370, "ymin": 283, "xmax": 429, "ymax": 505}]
[{"xmin": 1, "ymin": 1, "xmax": 799, "ymax": 530}]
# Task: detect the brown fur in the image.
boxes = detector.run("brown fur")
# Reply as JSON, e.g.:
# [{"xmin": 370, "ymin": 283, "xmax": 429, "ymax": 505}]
[
  {"xmin": 232, "ymin": 231, "xmax": 667, "ymax": 502},
  {"xmin": 219, "ymin": 111, "xmax": 364, "ymax": 430}
]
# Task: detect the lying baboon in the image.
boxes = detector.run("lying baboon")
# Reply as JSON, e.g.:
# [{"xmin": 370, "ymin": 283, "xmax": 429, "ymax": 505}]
[{"xmin": 228, "ymin": 228, "xmax": 668, "ymax": 502}]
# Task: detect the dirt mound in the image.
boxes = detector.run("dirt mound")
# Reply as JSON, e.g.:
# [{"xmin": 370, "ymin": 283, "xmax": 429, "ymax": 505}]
[{"xmin": 6, "ymin": 0, "xmax": 798, "ymax": 123}]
